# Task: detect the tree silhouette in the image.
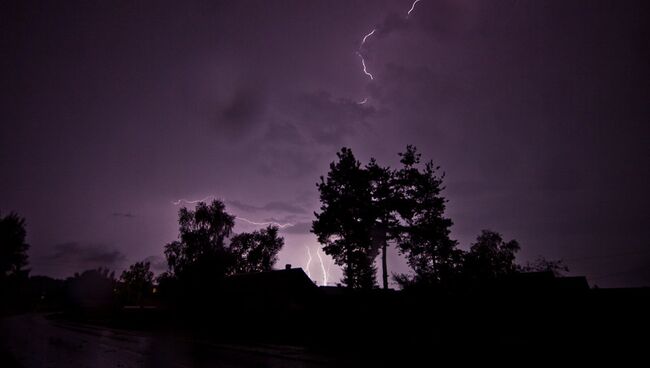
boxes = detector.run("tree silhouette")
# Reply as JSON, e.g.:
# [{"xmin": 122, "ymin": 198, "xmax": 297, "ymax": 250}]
[
  {"xmin": 164, "ymin": 199, "xmax": 236, "ymax": 284},
  {"xmin": 119, "ymin": 261, "xmax": 154, "ymax": 306},
  {"xmin": 313, "ymin": 148, "xmax": 378, "ymax": 289},
  {"xmin": 229, "ymin": 225, "xmax": 284, "ymax": 274},
  {"xmin": 162, "ymin": 200, "xmax": 287, "ymax": 304},
  {"xmin": 520, "ymin": 256, "xmax": 569, "ymax": 276},
  {"xmin": 65, "ymin": 268, "xmax": 117, "ymax": 313},
  {"xmin": 393, "ymin": 146, "xmax": 460, "ymax": 288},
  {"xmin": 366, "ymin": 158, "xmax": 400, "ymax": 289},
  {"xmin": 463, "ymin": 230, "xmax": 520, "ymax": 282},
  {"xmin": 0, "ymin": 211, "xmax": 30, "ymax": 279}
]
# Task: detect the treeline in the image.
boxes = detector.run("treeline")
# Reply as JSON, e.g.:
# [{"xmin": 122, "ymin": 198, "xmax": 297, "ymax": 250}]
[
  {"xmin": 0, "ymin": 204, "xmax": 285, "ymax": 313},
  {"xmin": 0, "ymin": 145, "xmax": 567, "ymax": 313},
  {"xmin": 313, "ymin": 146, "xmax": 566, "ymax": 290}
]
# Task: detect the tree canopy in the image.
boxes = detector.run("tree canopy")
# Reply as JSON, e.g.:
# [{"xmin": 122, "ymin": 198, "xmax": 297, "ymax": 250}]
[
  {"xmin": 0, "ymin": 211, "xmax": 30, "ymax": 279},
  {"xmin": 119, "ymin": 261, "xmax": 154, "ymax": 306},
  {"xmin": 393, "ymin": 146, "xmax": 460, "ymax": 288},
  {"xmin": 164, "ymin": 200, "xmax": 236, "ymax": 283},
  {"xmin": 163, "ymin": 199, "xmax": 285, "ymax": 295},
  {"xmin": 463, "ymin": 230, "xmax": 521, "ymax": 282},
  {"xmin": 313, "ymin": 146, "xmax": 459, "ymax": 289},
  {"xmin": 312, "ymin": 148, "xmax": 378, "ymax": 289},
  {"xmin": 229, "ymin": 225, "xmax": 284, "ymax": 274}
]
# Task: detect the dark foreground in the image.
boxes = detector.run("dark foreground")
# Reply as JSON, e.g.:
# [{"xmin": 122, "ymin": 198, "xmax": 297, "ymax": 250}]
[
  {"xmin": 0, "ymin": 314, "xmax": 339, "ymax": 368},
  {"xmin": 2, "ymin": 274, "xmax": 650, "ymax": 367}
]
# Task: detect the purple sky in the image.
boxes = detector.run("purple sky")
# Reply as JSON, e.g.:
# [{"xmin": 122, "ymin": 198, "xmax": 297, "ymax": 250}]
[{"xmin": 2, "ymin": 0, "xmax": 648, "ymax": 287}]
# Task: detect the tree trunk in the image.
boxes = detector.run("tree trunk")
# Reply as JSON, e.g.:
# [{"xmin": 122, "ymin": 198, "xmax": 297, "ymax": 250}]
[{"xmin": 382, "ymin": 241, "xmax": 388, "ymax": 289}]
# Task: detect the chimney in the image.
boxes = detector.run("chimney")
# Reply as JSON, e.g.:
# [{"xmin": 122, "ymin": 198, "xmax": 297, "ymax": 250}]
[{"xmin": 285, "ymin": 264, "xmax": 292, "ymax": 270}]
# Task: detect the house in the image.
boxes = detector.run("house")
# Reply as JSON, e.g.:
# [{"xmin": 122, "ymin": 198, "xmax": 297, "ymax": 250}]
[{"xmin": 222, "ymin": 266, "xmax": 318, "ymax": 315}]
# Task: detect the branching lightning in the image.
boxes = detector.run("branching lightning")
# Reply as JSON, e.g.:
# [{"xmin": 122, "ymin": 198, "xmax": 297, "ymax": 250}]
[
  {"xmin": 305, "ymin": 246, "xmax": 313, "ymax": 279},
  {"xmin": 355, "ymin": 1, "xmax": 423, "ymax": 102},
  {"xmin": 407, "ymin": 0, "xmax": 421, "ymax": 16},
  {"xmin": 235, "ymin": 217, "xmax": 295, "ymax": 229},
  {"xmin": 356, "ymin": 52, "xmax": 374, "ymax": 80},
  {"xmin": 171, "ymin": 195, "xmax": 216, "ymax": 206},
  {"xmin": 171, "ymin": 196, "xmax": 294, "ymax": 228},
  {"xmin": 316, "ymin": 249, "xmax": 329, "ymax": 286}
]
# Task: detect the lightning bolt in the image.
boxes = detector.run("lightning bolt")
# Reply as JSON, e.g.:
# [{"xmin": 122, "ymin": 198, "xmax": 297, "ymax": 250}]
[
  {"xmin": 355, "ymin": 1, "xmax": 423, "ymax": 100},
  {"xmin": 171, "ymin": 197, "xmax": 294, "ymax": 228},
  {"xmin": 171, "ymin": 195, "xmax": 216, "ymax": 206},
  {"xmin": 356, "ymin": 52, "xmax": 374, "ymax": 80},
  {"xmin": 407, "ymin": 0, "xmax": 421, "ymax": 16},
  {"xmin": 235, "ymin": 217, "xmax": 295, "ymax": 229},
  {"xmin": 361, "ymin": 28, "xmax": 376, "ymax": 47},
  {"xmin": 327, "ymin": 257, "xmax": 333, "ymax": 279},
  {"xmin": 305, "ymin": 246, "xmax": 313, "ymax": 279},
  {"xmin": 316, "ymin": 249, "xmax": 329, "ymax": 286}
]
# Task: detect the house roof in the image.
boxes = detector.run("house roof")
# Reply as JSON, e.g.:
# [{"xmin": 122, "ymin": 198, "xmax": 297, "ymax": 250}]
[{"xmin": 224, "ymin": 267, "xmax": 317, "ymax": 295}]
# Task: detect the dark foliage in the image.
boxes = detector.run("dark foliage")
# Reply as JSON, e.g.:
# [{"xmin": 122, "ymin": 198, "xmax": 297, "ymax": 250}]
[
  {"xmin": 366, "ymin": 158, "xmax": 401, "ymax": 289},
  {"xmin": 64, "ymin": 268, "xmax": 117, "ymax": 315},
  {"xmin": 229, "ymin": 225, "xmax": 284, "ymax": 274},
  {"xmin": 119, "ymin": 261, "xmax": 154, "ymax": 306},
  {"xmin": 160, "ymin": 200, "xmax": 284, "ymax": 306},
  {"xmin": 163, "ymin": 200, "xmax": 236, "ymax": 292},
  {"xmin": 393, "ymin": 146, "xmax": 460, "ymax": 288},
  {"xmin": 462, "ymin": 230, "xmax": 520, "ymax": 284},
  {"xmin": 0, "ymin": 212, "xmax": 30, "ymax": 278},
  {"xmin": 313, "ymin": 146, "xmax": 460, "ymax": 290},
  {"xmin": 520, "ymin": 256, "xmax": 569, "ymax": 276},
  {"xmin": 312, "ymin": 148, "xmax": 378, "ymax": 289}
]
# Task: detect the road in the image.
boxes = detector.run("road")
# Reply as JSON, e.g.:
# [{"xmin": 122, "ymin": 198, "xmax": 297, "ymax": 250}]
[{"xmin": 0, "ymin": 314, "xmax": 334, "ymax": 368}]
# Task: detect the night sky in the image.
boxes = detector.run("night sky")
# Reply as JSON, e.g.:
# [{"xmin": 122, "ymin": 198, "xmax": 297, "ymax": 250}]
[{"xmin": 2, "ymin": 0, "xmax": 648, "ymax": 287}]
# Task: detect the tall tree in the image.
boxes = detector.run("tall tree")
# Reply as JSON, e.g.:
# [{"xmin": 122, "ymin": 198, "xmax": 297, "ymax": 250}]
[
  {"xmin": 229, "ymin": 225, "xmax": 284, "ymax": 274},
  {"xmin": 312, "ymin": 148, "xmax": 378, "ymax": 289},
  {"xmin": 366, "ymin": 158, "xmax": 399, "ymax": 289},
  {"xmin": 394, "ymin": 146, "xmax": 460, "ymax": 288},
  {"xmin": 0, "ymin": 212, "xmax": 30, "ymax": 279},
  {"xmin": 463, "ymin": 230, "xmax": 520, "ymax": 282},
  {"xmin": 119, "ymin": 261, "xmax": 154, "ymax": 306},
  {"xmin": 164, "ymin": 200, "xmax": 236, "ymax": 283}
]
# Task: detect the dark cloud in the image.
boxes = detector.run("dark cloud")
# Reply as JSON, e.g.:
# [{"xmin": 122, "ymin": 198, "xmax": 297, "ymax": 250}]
[
  {"xmin": 373, "ymin": 12, "xmax": 410, "ymax": 39},
  {"xmin": 112, "ymin": 212, "xmax": 135, "ymax": 218},
  {"xmin": 287, "ymin": 91, "xmax": 376, "ymax": 146},
  {"xmin": 217, "ymin": 87, "xmax": 267, "ymax": 138},
  {"xmin": 43, "ymin": 242, "xmax": 126, "ymax": 272},
  {"xmin": 227, "ymin": 200, "xmax": 259, "ymax": 213},
  {"xmin": 254, "ymin": 142, "xmax": 324, "ymax": 179},
  {"xmin": 262, "ymin": 201, "xmax": 306, "ymax": 214},
  {"xmin": 2, "ymin": 0, "xmax": 648, "ymax": 287},
  {"xmin": 143, "ymin": 255, "xmax": 168, "ymax": 274},
  {"xmin": 264, "ymin": 122, "xmax": 305, "ymax": 146}
]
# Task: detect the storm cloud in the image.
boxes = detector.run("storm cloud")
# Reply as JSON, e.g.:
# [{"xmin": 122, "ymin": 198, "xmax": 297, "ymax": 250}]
[{"xmin": 2, "ymin": 0, "xmax": 648, "ymax": 287}]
